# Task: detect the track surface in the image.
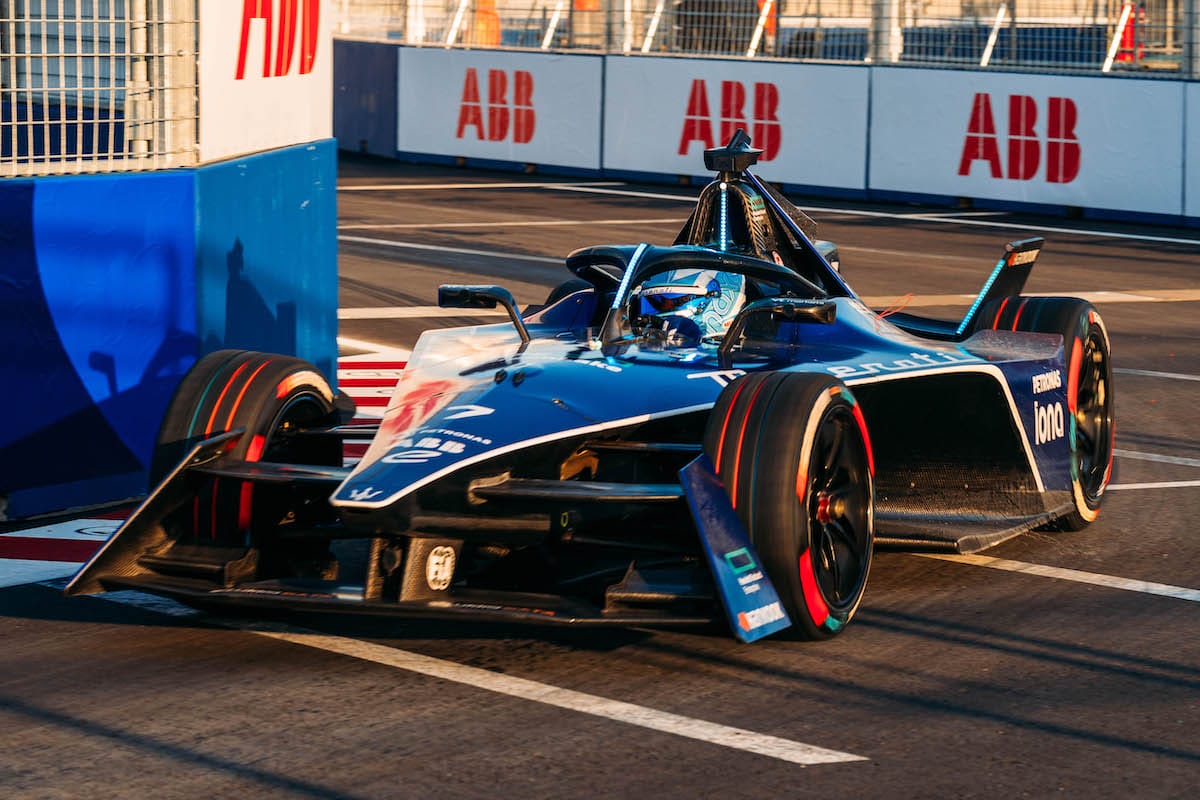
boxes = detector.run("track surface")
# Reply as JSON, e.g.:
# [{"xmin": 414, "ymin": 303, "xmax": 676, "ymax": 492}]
[{"xmin": 3, "ymin": 156, "xmax": 1199, "ymax": 798}]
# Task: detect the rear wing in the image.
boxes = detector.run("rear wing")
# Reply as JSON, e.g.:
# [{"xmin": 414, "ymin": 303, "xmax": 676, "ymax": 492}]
[{"xmin": 956, "ymin": 237, "xmax": 1044, "ymax": 336}]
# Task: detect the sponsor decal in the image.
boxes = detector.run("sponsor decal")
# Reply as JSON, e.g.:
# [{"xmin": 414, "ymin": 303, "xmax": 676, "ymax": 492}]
[
  {"xmin": 1034, "ymin": 399, "xmax": 1065, "ymax": 445},
  {"xmin": 687, "ymin": 369, "xmax": 746, "ymax": 387},
  {"xmin": 236, "ymin": 0, "xmax": 320, "ymax": 80},
  {"xmin": 678, "ymin": 80, "xmax": 781, "ymax": 160},
  {"xmin": 346, "ymin": 487, "xmax": 383, "ymax": 502},
  {"xmin": 381, "ymin": 435, "xmax": 468, "ymax": 464},
  {"xmin": 425, "ymin": 546, "xmax": 456, "ymax": 591},
  {"xmin": 444, "ymin": 404, "xmax": 495, "ymax": 420},
  {"xmin": 826, "ymin": 351, "xmax": 979, "ymax": 380},
  {"xmin": 737, "ymin": 601, "xmax": 786, "ymax": 632},
  {"xmin": 576, "ymin": 359, "xmax": 623, "ymax": 374},
  {"xmin": 420, "ymin": 428, "xmax": 494, "ymax": 447},
  {"xmin": 457, "ymin": 68, "xmax": 535, "ymax": 143},
  {"xmin": 724, "ymin": 547, "xmax": 766, "ymax": 596},
  {"xmin": 1032, "ymin": 369, "xmax": 1062, "ymax": 394},
  {"xmin": 958, "ymin": 93, "xmax": 1080, "ymax": 184}
]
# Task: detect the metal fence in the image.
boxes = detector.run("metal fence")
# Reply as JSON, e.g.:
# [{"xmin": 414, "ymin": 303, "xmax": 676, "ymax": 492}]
[
  {"xmin": 334, "ymin": 0, "xmax": 1198, "ymax": 75},
  {"xmin": 1, "ymin": 0, "xmax": 197, "ymax": 178}
]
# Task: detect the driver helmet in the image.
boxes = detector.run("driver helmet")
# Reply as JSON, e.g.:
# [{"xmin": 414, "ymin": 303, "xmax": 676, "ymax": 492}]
[{"xmin": 638, "ymin": 268, "xmax": 746, "ymax": 337}]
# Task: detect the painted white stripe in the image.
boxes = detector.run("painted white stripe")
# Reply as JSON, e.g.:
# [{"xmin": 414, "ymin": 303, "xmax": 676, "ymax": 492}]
[
  {"xmin": 918, "ymin": 553, "xmax": 1200, "ymax": 603},
  {"xmin": 1108, "ymin": 480, "xmax": 1200, "ymax": 491},
  {"xmin": 338, "ymin": 235, "xmax": 562, "ymax": 264},
  {"xmin": 339, "ymin": 306, "xmax": 508, "ymax": 320},
  {"xmin": 1, "ymin": 519, "xmax": 120, "ymax": 541},
  {"xmin": 860, "ymin": 291, "xmax": 1200, "ymax": 309},
  {"xmin": 339, "ymin": 217, "xmax": 685, "ymax": 231},
  {"xmin": 1116, "ymin": 367, "xmax": 1200, "ymax": 382},
  {"xmin": 336, "ymin": 337, "xmax": 413, "ymax": 360},
  {"xmin": 71, "ymin": 586, "xmax": 864, "ymax": 766},
  {"xmin": 1115, "ymin": 448, "xmax": 1200, "ymax": 468},
  {"xmin": 339, "ymin": 181, "xmax": 623, "ymax": 192},
  {"xmin": 1, "ymin": 560, "xmax": 82, "ymax": 588},
  {"xmin": 550, "ymin": 185, "xmax": 1200, "ymax": 246}
]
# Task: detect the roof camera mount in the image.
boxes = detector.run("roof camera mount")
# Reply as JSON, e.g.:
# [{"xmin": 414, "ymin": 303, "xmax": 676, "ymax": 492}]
[{"xmin": 702, "ymin": 128, "xmax": 762, "ymax": 181}]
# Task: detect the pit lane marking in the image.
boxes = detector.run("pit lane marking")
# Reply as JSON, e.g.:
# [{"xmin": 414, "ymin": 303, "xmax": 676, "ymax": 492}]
[
  {"xmin": 547, "ymin": 185, "xmax": 1200, "ymax": 246},
  {"xmin": 62, "ymin": 587, "xmax": 867, "ymax": 767},
  {"xmin": 1115, "ymin": 367, "xmax": 1200, "ymax": 382},
  {"xmin": 338, "ymin": 235, "xmax": 561, "ymax": 263},
  {"xmin": 1108, "ymin": 480, "xmax": 1200, "ymax": 491},
  {"xmin": 339, "ymin": 181, "xmax": 623, "ymax": 192},
  {"xmin": 339, "ymin": 306, "xmax": 507, "ymax": 320},
  {"xmin": 1115, "ymin": 449, "xmax": 1200, "ymax": 468},
  {"xmin": 917, "ymin": 554, "xmax": 1200, "ymax": 603},
  {"xmin": 339, "ymin": 217, "xmax": 685, "ymax": 231}
]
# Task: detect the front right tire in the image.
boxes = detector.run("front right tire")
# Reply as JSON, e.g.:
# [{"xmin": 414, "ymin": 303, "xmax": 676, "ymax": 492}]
[{"xmin": 703, "ymin": 372, "xmax": 875, "ymax": 639}]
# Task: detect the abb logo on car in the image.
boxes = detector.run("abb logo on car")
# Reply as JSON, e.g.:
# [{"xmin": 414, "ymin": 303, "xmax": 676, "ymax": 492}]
[
  {"xmin": 678, "ymin": 80, "xmax": 781, "ymax": 161},
  {"xmin": 958, "ymin": 93, "xmax": 1080, "ymax": 184},
  {"xmin": 235, "ymin": 0, "xmax": 320, "ymax": 80},
  {"xmin": 457, "ymin": 68, "xmax": 536, "ymax": 143}
]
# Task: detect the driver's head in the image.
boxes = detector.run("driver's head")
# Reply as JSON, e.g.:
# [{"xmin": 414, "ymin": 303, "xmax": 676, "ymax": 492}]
[{"xmin": 639, "ymin": 268, "xmax": 746, "ymax": 337}]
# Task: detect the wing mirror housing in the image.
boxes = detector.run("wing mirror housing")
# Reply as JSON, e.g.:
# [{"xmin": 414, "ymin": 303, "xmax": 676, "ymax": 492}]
[
  {"xmin": 438, "ymin": 285, "xmax": 531, "ymax": 344},
  {"xmin": 718, "ymin": 297, "xmax": 837, "ymax": 367}
]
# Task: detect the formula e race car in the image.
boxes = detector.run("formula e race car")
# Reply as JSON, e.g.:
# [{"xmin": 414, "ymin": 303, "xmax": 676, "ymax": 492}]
[{"xmin": 68, "ymin": 131, "xmax": 1115, "ymax": 642}]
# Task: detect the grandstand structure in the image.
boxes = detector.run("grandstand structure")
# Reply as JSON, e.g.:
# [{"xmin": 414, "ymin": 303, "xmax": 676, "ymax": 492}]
[{"xmin": 333, "ymin": 0, "xmax": 1192, "ymax": 73}]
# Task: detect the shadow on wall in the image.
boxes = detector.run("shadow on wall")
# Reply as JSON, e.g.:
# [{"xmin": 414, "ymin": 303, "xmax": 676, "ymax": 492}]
[
  {"xmin": 0, "ymin": 230, "xmax": 299, "ymax": 517},
  {"xmin": 207, "ymin": 237, "xmax": 297, "ymax": 357}
]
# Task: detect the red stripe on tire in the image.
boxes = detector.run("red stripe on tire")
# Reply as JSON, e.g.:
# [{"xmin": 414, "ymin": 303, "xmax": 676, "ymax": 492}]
[
  {"xmin": 991, "ymin": 297, "xmax": 1011, "ymax": 329},
  {"xmin": 204, "ymin": 362, "xmax": 250, "ymax": 435},
  {"xmin": 713, "ymin": 381, "xmax": 748, "ymax": 473},
  {"xmin": 729, "ymin": 380, "xmax": 770, "ymax": 510},
  {"xmin": 798, "ymin": 550, "xmax": 830, "ymax": 627}
]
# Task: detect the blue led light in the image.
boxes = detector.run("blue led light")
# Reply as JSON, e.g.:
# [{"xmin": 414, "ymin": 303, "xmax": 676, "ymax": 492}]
[
  {"xmin": 956, "ymin": 257, "xmax": 1007, "ymax": 336},
  {"xmin": 718, "ymin": 182, "xmax": 728, "ymax": 251}
]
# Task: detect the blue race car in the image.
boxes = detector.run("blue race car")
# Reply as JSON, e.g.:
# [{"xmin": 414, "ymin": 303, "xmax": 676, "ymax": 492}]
[{"xmin": 68, "ymin": 132, "xmax": 1114, "ymax": 642}]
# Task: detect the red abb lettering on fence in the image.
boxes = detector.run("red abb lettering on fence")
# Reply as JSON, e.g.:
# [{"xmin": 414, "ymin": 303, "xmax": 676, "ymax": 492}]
[
  {"xmin": 958, "ymin": 93, "xmax": 1080, "ymax": 184},
  {"xmin": 456, "ymin": 68, "xmax": 536, "ymax": 143},
  {"xmin": 678, "ymin": 79, "xmax": 781, "ymax": 161},
  {"xmin": 236, "ymin": 0, "xmax": 320, "ymax": 79}
]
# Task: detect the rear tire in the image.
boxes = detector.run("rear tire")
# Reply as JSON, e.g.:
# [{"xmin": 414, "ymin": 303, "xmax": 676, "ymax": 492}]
[
  {"xmin": 976, "ymin": 297, "xmax": 1115, "ymax": 530},
  {"xmin": 703, "ymin": 372, "xmax": 875, "ymax": 639}
]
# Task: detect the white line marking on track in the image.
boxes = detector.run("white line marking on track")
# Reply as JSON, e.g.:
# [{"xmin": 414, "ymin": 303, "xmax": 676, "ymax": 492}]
[
  {"xmin": 69, "ymin": 586, "xmax": 866, "ymax": 766},
  {"xmin": 336, "ymin": 336, "xmax": 413, "ymax": 360},
  {"xmin": 918, "ymin": 554, "xmax": 1200, "ymax": 603},
  {"xmin": 338, "ymin": 235, "xmax": 561, "ymax": 264},
  {"xmin": 1108, "ymin": 480, "xmax": 1200, "ymax": 491},
  {"xmin": 1115, "ymin": 448, "xmax": 1200, "ymax": 468},
  {"xmin": 338, "ymin": 181, "xmax": 623, "ymax": 192},
  {"xmin": 339, "ymin": 217, "xmax": 685, "ymax": 231},
  {"xmin": 339, "ymin": 306, "xmax": 507, "ymax": 320},
  {"xmin": 1116, "ymin": 367, "xmax": 1200, "ymax": 382}
]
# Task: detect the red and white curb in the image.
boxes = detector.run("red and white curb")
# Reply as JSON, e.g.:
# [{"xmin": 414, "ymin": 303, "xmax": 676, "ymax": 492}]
[
  {"xmin": 0, "ymin": 518, "xmax": 123, "ymax": 589},
  {"xmin": 337, "ymin": 356, "xmax": 407, "ymax": 462}
]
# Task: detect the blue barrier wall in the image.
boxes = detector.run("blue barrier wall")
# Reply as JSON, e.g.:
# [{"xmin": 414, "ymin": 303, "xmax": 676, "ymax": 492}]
[
  {"xmin": 0, "ymin": 140, "xmax": 338, "ymax": 519},
  {"xmin": 333, "ymin": 40, "xmax": 399, "ymax": 158},
  {"xmin": 195, "ymin": 140, "xmax": 339, "ymax": 384}
]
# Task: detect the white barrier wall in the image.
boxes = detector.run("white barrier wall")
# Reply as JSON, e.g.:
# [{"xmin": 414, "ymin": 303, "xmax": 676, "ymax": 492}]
[
  {"xmin": 603, "ymin": 57, "xmax": 869, "ymax": 190},
  {"xmin": 1186, "ymin": 83, "xmax": 1200, "ymax": 218},
  {"xmin": 869, "ymin": 68, "xmax": 1184, "ymax": 216},
  {"xmin": 397, "ymin": 50, "xmax": 603, "ymax": 169},
  {"xmin": 200, "ymin": 0, "xmax": 334, "ymax": 163}
]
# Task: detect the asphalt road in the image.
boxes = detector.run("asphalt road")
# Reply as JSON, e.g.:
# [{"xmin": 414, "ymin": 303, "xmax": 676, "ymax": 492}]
[{"xmin": 2, "ymin": 155, "xmax": 1198, "ymax": 799}]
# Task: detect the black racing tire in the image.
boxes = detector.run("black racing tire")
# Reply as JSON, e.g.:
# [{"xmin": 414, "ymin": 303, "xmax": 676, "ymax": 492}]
[
  {"xmin": 703, "ymin": 371, "xmax": 875, "ymax": 639},
  {"xmin": 544, "ymin": 278, "xmax": 593, "ymax": 306},
  {"xmin": 150, "ymin": 350, "xmax": 344, "ymax": 543},
  {"xmin": 976, "ymin": 296, "xmax": 1115, "ymax": 530}
]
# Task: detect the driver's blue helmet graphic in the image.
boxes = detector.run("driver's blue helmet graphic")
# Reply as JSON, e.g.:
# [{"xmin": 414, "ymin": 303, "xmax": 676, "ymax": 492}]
[{"xmin": 638, "ymin": 268, "xmax": 747, "ymax": 338}]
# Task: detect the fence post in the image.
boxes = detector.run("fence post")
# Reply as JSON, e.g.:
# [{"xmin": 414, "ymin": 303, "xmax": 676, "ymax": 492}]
[
  {"xmin": 869, "ymin": 0, "xmax": 901, "ymax": 63},
  {"xmin": 1187, "ymin": 0, "xmax": 1200, "ymax": 77}
]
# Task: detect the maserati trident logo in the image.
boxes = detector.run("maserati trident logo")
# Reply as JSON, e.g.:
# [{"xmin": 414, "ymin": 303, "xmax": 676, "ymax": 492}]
[{"xmin": 347, "ymin": 487, "xmax": 383, "ymax": 502}]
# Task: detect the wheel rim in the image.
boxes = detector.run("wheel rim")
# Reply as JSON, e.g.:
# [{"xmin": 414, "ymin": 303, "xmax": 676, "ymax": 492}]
[
  {"xmin": 806, "ymin": 406, "xmax": 872, "ymax": 612},
  {"xmin": 1073, "ymin": 328, "xmax": 1113, "ymax": 503},
  {"xmin": 264, "ymin": 392, "xmax": 335, "ymax": 462}
]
